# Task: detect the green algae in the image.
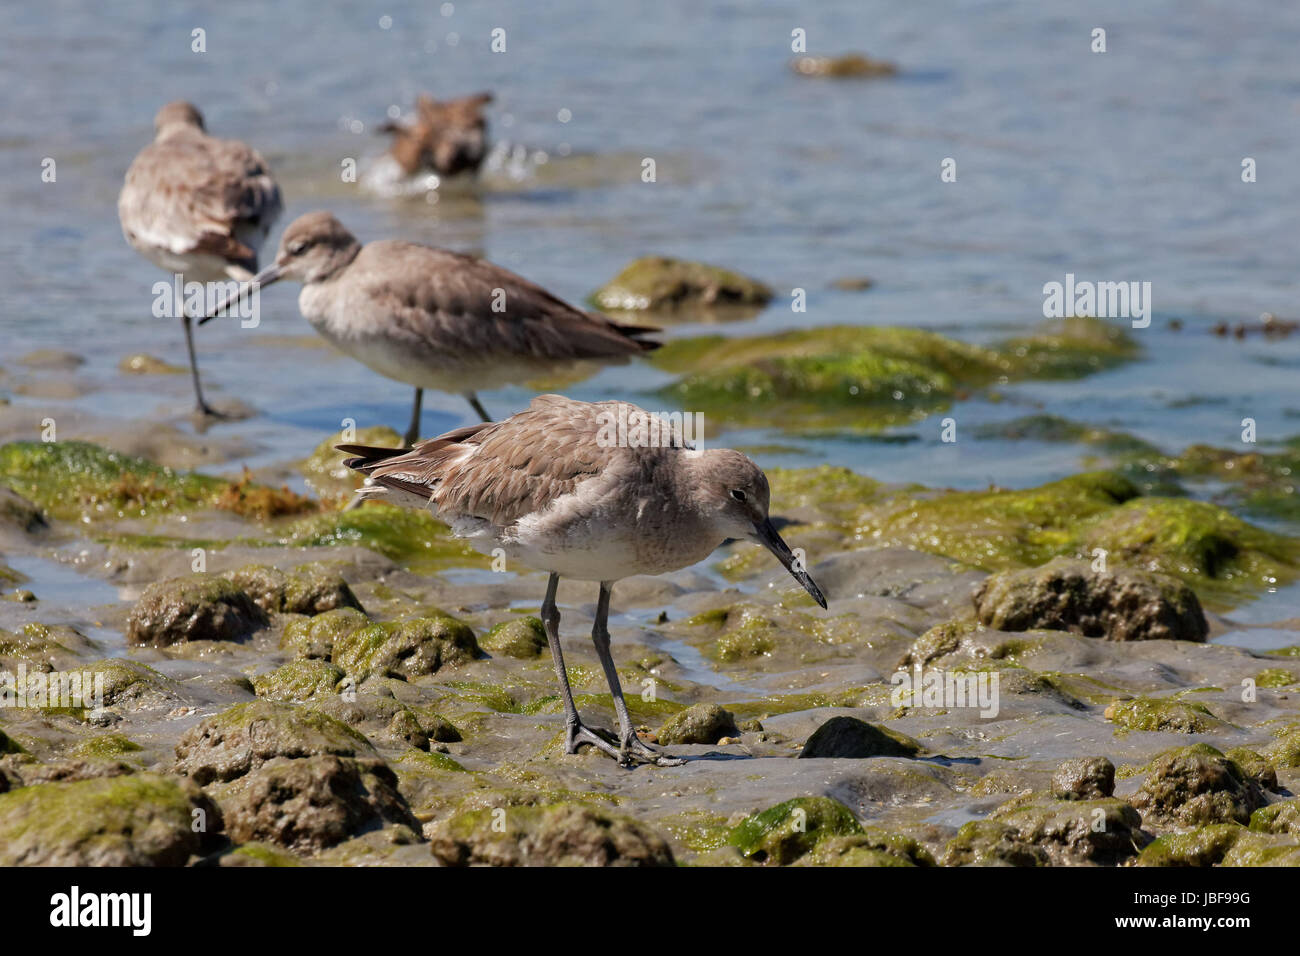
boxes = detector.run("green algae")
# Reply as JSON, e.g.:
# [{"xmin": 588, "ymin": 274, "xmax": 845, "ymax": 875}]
[
  {"xmin": 590, "ymin": 255, "xmax": 772, "ymax": 314},
  {"xmin": 332, "ymin": 612, "xmax": 479, "ymax": 680},
  {"xmin": 252, "ymin": 659, "xmax": 345, "ymax": 702},
  {"xmin": 71, "ymin": 733, "xmax": 143, "ymax": 759},
  {"xmin": 652, "ymin": 318, "xmax": 1137, "ymax": 432},
  {"xmin": 300, "ymin": 426, "xmax": 403, "ymax": 501},
  {"xmin": 727, "ymin": 796, "xmax": 863, "ymax": 865},
  {"xmin": 397, "ymin": 748, "xmax": 467, "ymax": 774},
  {"xmin": 480, "ymin": 617, "xmax": 547, "ymax": 659},
  {"xmin": 1104, "ymin": 697, "xmax": 1228, "ymax": 734},
  {"xmin": 280, "ymin": 606, "xmax": 368, "ymax": 660},
  {"xmin": 1255, "ymin": 668, "xmax": 1298, "ymax": 688},
  {"xmin": 1136, "ymin": 824, "xmax": 1245, "ymax": 866},
  {"xmin": 275, "ymin": 503, "xmax": 487, "ymax": 573}
]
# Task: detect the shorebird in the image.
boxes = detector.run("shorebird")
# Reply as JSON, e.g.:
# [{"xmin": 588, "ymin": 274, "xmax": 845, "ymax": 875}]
[
  {"xmin": 339, "ymin": 395, "xmax": 828, "ymax": 766},
  {"xmin": 118, "ymin": 101, "xmax": 283, "ymax": 416},
  {"xmin": 200, "ymin": 212, "xmax": 658, "ymax": 444},
  {"xmin": 378, "ymin": 92, "xmax": 494, "ymax": 179}
]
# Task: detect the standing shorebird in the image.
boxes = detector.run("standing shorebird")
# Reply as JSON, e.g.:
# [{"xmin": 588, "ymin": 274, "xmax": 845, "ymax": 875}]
[
  {"xmin": 200, "ymin": 212, "xmax": 658, "ymax": 444},
  {"xmin": 378, "ymin": 92, "xmax": 494, "ymax": 179},
  {"xmin": 119, "ymin": 101, "xmax": 283, "ymax": 416},
  {"xmin": 339, "ymin": 395, "xmax": 828, "ymax": 767}
]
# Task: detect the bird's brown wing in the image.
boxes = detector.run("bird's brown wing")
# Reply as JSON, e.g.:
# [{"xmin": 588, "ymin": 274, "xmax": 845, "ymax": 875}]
[
  {"xmin": 343, "ymin": 395, "xmax": 626, "ymax": 526},
  {"xmin": 355, "ymin": 243, "xmax": 659, "ymax": 367}
]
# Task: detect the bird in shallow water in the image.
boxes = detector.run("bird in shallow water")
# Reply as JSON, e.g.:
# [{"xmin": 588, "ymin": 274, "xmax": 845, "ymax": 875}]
[
  {"xmin": 118, "ymin": 101, "xmax": 282, "ymax": 417},
  {"xmin": 378, "ymin": 92, "xmax": 494, "ymax": 179},
  {"xmin": 200, "ymin": 212, "xmax": 658, "ymax": 444},
  {"xmin": 339, "ymin": 394, "xmax": 828, "ymax": 767}
]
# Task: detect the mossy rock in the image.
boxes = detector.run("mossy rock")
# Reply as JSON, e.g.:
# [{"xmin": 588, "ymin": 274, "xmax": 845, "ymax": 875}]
[
  {"xmin": 217, "ymin": 842, "xmax": 303, "ymax": 867},
  {"xmin": 1264, "ymin": 724, "xmax": 1300, "ymax": 769},
  {"xmin": 86, "ymin": 659, "xmax": 184, "ymax": 711},
  {"xmin": 1131, "ymin": 744, "xmax": 1265, "ymax": 826},
  {"xmin": 252, "ymin": 659, "xmax": 345, "ymax": 703},
  {"xmin": 1135, "ymin": 824, "xmax": 1245, "ymax": 867},
  {"xmin": 300, "ymin": 426, "xmax": 402, "ymax": 499},
  {"xmin": 974, "ymin": 557, "xmax": 1207, "ymax": 642},
  {"xmin": 652, "ymin": 318, "xmax": 1136, "ymax": 432},
  {"xmin": 591, "ymin": 255, "xmax": 772, "ymax": 314},
  {"xmin": 430, "ymin": 802, "xmax": 675, "ymax": 866},
  {"xmin": 1219, "ymin": 830, "xmax": 1300, "ymax": 866},
  {"xmin": 656, "ymin": 703, "xmax": 739, "ymax": 745},
  {"xmin": 941, "ymin": 820, "xmax": 1048, "ymax": 867},
  {"xmin": 1255, "ymin": 667, "xmax": 1298, "ymax": 689},
  {"xmin": 1050, "ymin": 756, "xmax": 1116, "ymax": 799},
  {"xmin": 126, "ymin": 575, "xmax": 268, "ymax": 646},
  {"xmin": 1103, "ymin": 697, "xmax": 1227, "ymax": 735},
  {"xmin": 0, "ymin": 772, "xmax": 219, "ymax": 865},
  {"xmin": 276, "ymin": 502, "xmax": 487, "ymax": 573},
  {"xmin": 799, "ymin": 715, "xmax": 921, "ymax": 759},
  {"xmin": 792, "ymin": 828, "xmax": 935, "ymax": 867},
  {"xmin": 332, "ymin": 612, "xmax": 479, "ymax": 680},
  {"xmin": 1224, "ymin": 747, "xmax": 1278, "ymax": 792},
  {"xmin": 480, "ymin": 617, "xmax": 547, "ymax": 659},
  {"xmin": 280, "ymin": 606, "xmax": 368, "ymax": 660},
  {"xmin": 227, "ymin": 562, "xmax": 364, "ymax": 616},
  {"xmin": 1249, "ymin": 799, "xmax": 1300, "ymax": 836},
  {"xmin": 0, "ymin": 726, "xmax": 25, "ymax": 756},
  {"xmin": 727, "ymin": 796, "xmax": 862, "ymax": 865},
  {"xmin": 72, "ymin": 733, "xmax": 143, "ymax": 760},
  {"xmin": 172, "ymin": 699, "xmax": 376, "ymax": 785},
  {"xmin": 989, "ymin": 797, "xmax": 1145, "ymax": 865}
]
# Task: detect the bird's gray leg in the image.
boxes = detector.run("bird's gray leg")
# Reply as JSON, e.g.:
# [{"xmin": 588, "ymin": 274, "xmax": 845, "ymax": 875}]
[
  {"xmin": 181, "ymin": 311, "xmax": 222, "ymax": 418},
  {"xmin": 591, "ymin": 581, "xmax": 685, "ymax": 767},
  {"xmin": 540, "ymin": 574, "xmax": 623, "ymax": 762},
  {"xmin": 404, "ymin": 387, "xmax": 424, "ymax": 446},
  {"xmin": 465, "ymin": 392, "xmax": 492, "ymax": 423}
]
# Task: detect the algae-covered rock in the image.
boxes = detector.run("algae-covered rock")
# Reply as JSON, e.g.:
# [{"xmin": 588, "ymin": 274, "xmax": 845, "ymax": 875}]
[
  {"xmin": 1104, "ymin": 697, "xmax": 1227, "ymax": 735},
  {"xmin": 791, "ymin": 53, "xmax": 898, "ymax": 77},
  {"xmin": 1249, "ymin": 798, "xmax": 1300, "ymax": 836},
  {"xmin": 653, "ymin": 319, "xmax": 1136, "ymax": 432},
  {"xmin": 990, "ymin": 796, "xmax": 1145, "ymax": 865},
  {"xmin": 941, "ymin": 820, "xmax": 1048, "ymax": 867},
  {"xmin": 429, "ymin": 803, "xmax": 675, "ymax": 867},
  {"xmin": 213, "ymin": 754, "xmax": 419, "ymax": 853},
  {"xmin": 727, "ymin": 796, "xmax": 862, "ymax": 865},
  {"xmin": 252, "ymin": 660, "xmax": 345, "ymax": 703},
  {"xmin": 300, "ymin": 426, "xmax": 402, "ymax": 499},
  {"xmin": 127, "ymin": 575, "xmax": 268, "ymax": 646},
  {"xmin": 332, "ymin": 612, "xmax": 479, "ymax": 680},
  {"xmin": 1225, "ymin": 747, "xmax": 1278, "ymax": 792},
  {"xmin": 173, "ymin": 700, "xmax": 376, "ymax": 785},
  {"xmin": 792, "ymin": 828, "xmax": 935, "ymax": 867},
  {"xmin": 973, "ymin": 557, "xmax": 1207, "ymax": 643},
  {"xmin": 1135, "ymin": 823, "xmax": 1244, "ymax": 867},
  {"xmin": 1131, "ymin": 744, "xmax": 1265, "ymax": 826},
  {"xmin": 280, "ymin": 606, "xmax": 368, "ymax": 660},
  {"xmin": 0, "ymin": 772, "xmax": 220, "ymax": 865},
  {"xmin": 214, "ymin": 842, "xmax": 303, "ymax": 867},
  {"xmin": 86, "ymin": 658, "xmax": 184, "ymax": 711},
  {"xmin": 591, "ymin": 255, "xmax": 772, "ymax": 314},
  {"xmin": 119, "ymin": 353, "xmax": 185, "ymax": 375},
  {"xmin": 1051, "ymin": 756, "xmax": 1116, "ymax": 800},
  {"xmin": 277, "ymin": 502, "xmax": 485, "ymax": 572},
  {"xmin": 480, "ymin": 617, "xmax": 547, "ymax": 659},
  {"xmin": 73, "ymin": 733, "xmax": 144, "ymax": 760},
  {"xmin": 1219, "ymin": 830, "xmax": 1300, "ymax": 866},
  {"xmin": 227, "ymin": 562, "xmax": 364, "ymax": 616},
  {"xmin": 656, "ymin": 703, "xmax": 739, "ymax": 746},
  {"xmin": 1264, "ymin": 724, "xmax": 1300, "ymax": 769},
  {"xmin": 799, "ymin": 715, "xmax": 921, "ymax": 759}
]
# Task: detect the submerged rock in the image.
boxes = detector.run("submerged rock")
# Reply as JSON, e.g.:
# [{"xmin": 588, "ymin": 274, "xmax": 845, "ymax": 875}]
[
  {"xmin": 332, "ymin": 612, "xmax": 479, "ymax": 680},
  {"xmin": 1130, "ymin": 745, "xmax": 1265, "ymax": 826},
  {"xmin": 727, "ymin": 796, "xmax": 862, "ymax": 865},
  {"xmin": 973, "ymin": 557, "xmax": 1207, "ymax": 642},
  {"xmin": 799, "ymin": 715, "xmax": 921, "ymax": 759},
  {"xmin": 1051, "ymin": 756, "xmax": 1116, "ymax": 800},
  {"xmin": 656, "ymin": 703, "xmax": 739, "ymax": 745},
  {"xmin": 429, "ymin": 803, "xmax": 675, "ymax": 867},
  {"xmin": 791, "ymin": 53, "xmax": 898, "ymax": 77},
  {"xmin": 479, "ymin": 617, "xmax": 547, "ymax": 659},
  {"xmin": 173, "ymin": 700, "xmax": 376, "ymax": 785},
  {"xmin": 214, "ymin": 754, "xmax": 419, "ymax": 854},
  {"xmin": 0, "ymin": 772, "xmax": 219, "ymax": 865},
  {"xmin": 591, "ymin": 255, "xmax": 772, "ymax": 314},
  {"xmin": 227, "ymin": 563, "xmax": 364, "ymax": 616}
]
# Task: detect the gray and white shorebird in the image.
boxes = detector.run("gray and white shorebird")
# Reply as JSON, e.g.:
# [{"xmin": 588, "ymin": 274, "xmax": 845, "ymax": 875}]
[
  {"xmin": 119, "ymin": 101, "xmax": 283, "ymax": 416},
  {"xmin": 339, "ymin": 394, "xmax": 828, "ymax": 767},
  {"xmin": 201, "ymin": 211, "xmax": 658, "ymax": 444}
]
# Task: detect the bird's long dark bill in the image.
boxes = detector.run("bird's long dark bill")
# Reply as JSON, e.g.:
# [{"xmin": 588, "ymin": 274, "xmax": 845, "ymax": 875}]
[
  {"xmin": 196, "ymin": 264, "xmax": 283, "ymax": 326},
  {"xmin": 752, "ymin": 517, "xmax": 827, "ymax": 608}
]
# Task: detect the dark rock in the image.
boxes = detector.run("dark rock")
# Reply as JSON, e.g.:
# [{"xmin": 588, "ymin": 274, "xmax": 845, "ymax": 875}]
[
  {"xmin": 0, "ymin": 487, "xmax": 47, "ymax": 534},
  {"xmin": 1131, "ymin": 745, "xmax": 1265, "ymax": 826},
  {"xmin": 973, "ymin": 557, "xmax": 1207, "ymax": 642},
  {"xmin": 799, "ymin": 716, "xmax": 921, "ymax": 759},
  {"xmin": 991, "ymin": 796, "xmax": 1147, "ymax": 865},
  {"xmin": 941, "ymin": 820, "xmax": 1048, "ymax": 867},
  {"xmin": 126, "ymin": 576, "xmax": 268, "ymax": 646},
  {"xmin": 227, "ymin": 562, "xmax": 364, "ymax": 616}
]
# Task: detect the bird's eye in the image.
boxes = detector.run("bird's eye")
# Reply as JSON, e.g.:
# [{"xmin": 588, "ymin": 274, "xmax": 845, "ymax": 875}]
[
  {"xmin": 730, "ymin": 489, "xmax": 747, "ymax": 502},
  {"xmin": 287, "ymin": 240, "xmax": 308, "ymax": 255}
]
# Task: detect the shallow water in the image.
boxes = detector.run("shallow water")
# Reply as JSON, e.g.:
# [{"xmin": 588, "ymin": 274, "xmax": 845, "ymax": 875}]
[{"xmin": 3, "ymin": 3, "xmax": 1300, "ymax": 605}]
